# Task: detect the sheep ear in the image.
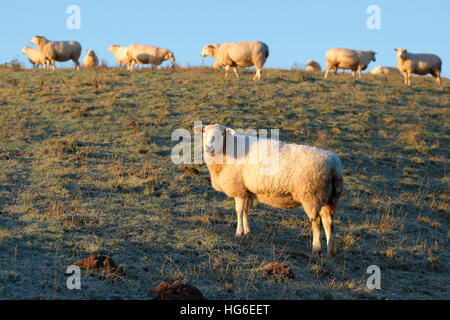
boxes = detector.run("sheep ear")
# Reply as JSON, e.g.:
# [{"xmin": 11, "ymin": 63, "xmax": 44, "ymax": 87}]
[{"xmin": 394, "ymin": 48, "xmax": 398, "ymax": 52}]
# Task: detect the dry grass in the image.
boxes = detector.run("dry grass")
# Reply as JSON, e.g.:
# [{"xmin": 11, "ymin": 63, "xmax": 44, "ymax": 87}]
[{"xmin": 0, "ymin": 66, "xmax": 448, "ymax": 299}]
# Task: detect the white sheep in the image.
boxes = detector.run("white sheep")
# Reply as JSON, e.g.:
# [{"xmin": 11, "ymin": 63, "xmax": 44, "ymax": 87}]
[
  {"xmin": 305, "ymin": 59, "xmax": 321, "ymax": 71},
  {"xmin": 21, "ymin": 46, "xmax": 46, "ymax": 69},
  {"xmin": 370, "ymin": 66, "xmax": 400, "ymax": 75},
  {"xmin": 83, "ymin": 49, "xmax": 99, "ymax": 69},
  {"xmin": 324, "ymin": 48, "xmax": 376, "ymax": 79},
  {"xmin": 201, "ymin": 41, "xmax": 269, "ymax": 80},
  {"xmin": 30, "ymin": 36, "xmax": 82, "ymax": 70},
  {"xmin": 394, "ymin": 48, "xmax": 442, "ymax": 86},
  {"xmin": 108, "ymin": 44, "xmax": 130, "ymax": 68},
  {"xmin": 195, "ymin": 124, "xmax": 344, "ymax": 256},
  {"xmin": 127, "ymin": 44, "xmax": 175, "ymax": 71}
]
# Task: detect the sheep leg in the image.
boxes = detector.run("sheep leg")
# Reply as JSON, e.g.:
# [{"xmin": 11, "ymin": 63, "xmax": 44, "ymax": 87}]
[
  {"xmin": 311, "ymin": 216, "xmax": 322, "ymax": 254},
  {"xmin": 224, "ymin": 65, "xmax": 230, "ymax": 78},
  {"xmin": 253, "ymin": 68, "xmax": 261, "ymax": 80},
  {"xmin": 407, "ymin": 72, "xmax": 412, "ymax": 87},
  {"xmin": 233, "ymin": 67, "xmax": 240, "ymax": 79},
  {"xmin": 319, "ymin": 204, "xmax": 336, "ymax": 257},
  {"xmin": 357, "ymin": 66, "xmax": 362, "ymax": 80},
  {"xmin": 234, "ymin": 197, "xmax": 247, "ymax": 237},
  {"xmin": 324, "ymin": 68, "xmax": 329, "ymax": 79},
  {"xmin": 242, "ymin": 196, "xmax": 250, "ymax": 235},
  {"xmin": 304, "ymin": 203, "xmax": 321, "ymax": 253},
  {"xmin": 434, "ymin": 71, "xmax": 441, "ymax": 86}
]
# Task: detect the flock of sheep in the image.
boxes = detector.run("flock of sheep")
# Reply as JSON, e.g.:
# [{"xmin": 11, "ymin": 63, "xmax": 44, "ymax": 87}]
[
  {"xmin": 16, "ymin": 36, "xmax": 444, "ymax": 256},
  {"xmin": 21, "ymin": 36, "xmax": 443, "ymax": 86}
]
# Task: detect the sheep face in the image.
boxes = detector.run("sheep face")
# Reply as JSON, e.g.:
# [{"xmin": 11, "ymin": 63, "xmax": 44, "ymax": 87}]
[
  {"xmin": 108, "ymin": 45, "xmax": 118, "ymax": 53},
  {"xmin": 367, "ymin": 50, "xmax": 377, "ymax": 62},
  {"xmin": 166, "ymin": 51, "xmax": 175, "ymax": 63},
  {"xmin": 201, "ymin": 44, "xmax": 218, "ymax": 58},
  {"xmin": 31, "ymin": 36, "xmax": 45, "ymax": 46},
  {"xmin": 202, "ymin": 124, "xmax": 226, "ymax": 157},
  {"xmin": 87, "ymin": 50, "xmax": 95, "ymax": 57},
  {"xmin": 21, "ymin": 46, "xmax": 29, "ymax": 54},
  {"xmin": 394, "ymin": 48, "xmax": 408, "ymax": 60}
]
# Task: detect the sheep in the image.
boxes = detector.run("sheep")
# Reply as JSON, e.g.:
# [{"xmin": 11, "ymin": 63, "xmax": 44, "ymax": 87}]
[
  {"xmin": 83, "ymin": 49, "xmax": 99, "ymax": 69},
  {"xmin": 324, "ymin": 48, "xmax": 376, "ymax": 80},
  {"xmin": 394, "ymin": 49, "xmax": 442, "ymax": 86},
  {"xmin": 305, "ymin": 59, "xmax": 321, "ymax": 71},
  {"xmin": 30, "ymin": 36, "xmax": 81, "ymax": 70},
  {"xmin": 21, "ymin": 46, "xmax": 46, "ymax": 69},
  {"xmin": 195, "ymin": 123, "xmax": 344, "ymax": 256},
  {"xmin": 370, "ymin": 66, "xmax": 400, "ymax": 75},
  {"xmin": 108, "ymin": 44, "xmax": 130, "ymax": 68},
  {"xmin": 126, "ymin": 44, "xmax": 175, "ymax": 71},
  {"xmin": 201, "ymin": 41, "xmax": 269, "ymax": 80}
]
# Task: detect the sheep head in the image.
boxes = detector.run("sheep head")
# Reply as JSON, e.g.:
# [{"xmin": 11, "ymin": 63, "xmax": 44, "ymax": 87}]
[
  {"xmin": 366, "ymin": 50, "xmax": 377, "ymax": 62},
  {"xmin": 86, "ymin": 49, "xmax": 95, "ymax": 57},
  {"xmin": 165, "ymin": 51, "xmax": 175, "ymax": 63},
  {"xmin": 108, "ymin": 44, "xmax": 118, "ymax": 52},
  {"xmin": 21, "ymin": 46, "xmax": 30, "ymax": 54},
  {"xmin": 394, "ymin": 48, "xmax": 408, "ymax": 60},
  {"xmin": 31, "ymin": 35, "xmax": 46, "ymax": 47},
  {"xmin": 201, "ymin": 44, "xmax": 219, "ymax": 58}
]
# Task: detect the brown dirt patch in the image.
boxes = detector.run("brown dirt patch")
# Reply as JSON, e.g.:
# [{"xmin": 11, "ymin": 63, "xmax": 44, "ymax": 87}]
[
  {"xmin": 148, "ymin": 280, "xmax": 206, "ymax": 300},
  {"xmin": 262, "ymin": 263, "xmax": 295, "ymax": 280},
  {"xmin": 179, "ymin": 167, "xmax": 200, "ymax": 175},
  {"xmin": 75, "ymin": 255, "xmax": 125, "ymax": 275}
]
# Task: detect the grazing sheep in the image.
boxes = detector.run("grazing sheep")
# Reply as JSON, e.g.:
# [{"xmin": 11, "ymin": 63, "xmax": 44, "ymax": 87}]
[
  {"xmin": 201, "ymin": 41, "xmax": 269, "ymax": 80},
  {"xmin": 370, "ymin": 66, "xmax": 400, "ymax": 75},
  {"xmin": 21, "ymin": 46, "xmax": 46, "ymax": 69},
  {"xmin": 324, "ymin": 48, "xmax": 376, "ymax": 79},
  {"xmin": 306, "ymin": 59, "xmax": 321, "ymax": 71},
  {"xmin": 394, "ymin": 48, "xmax": 442, "ymax": 86},
  {"xmin": 30, "ymin": 36, "xmax": 81, "ymax": 70},
  {"xmin": 195, "ymin": 124, "xmax": 344, "ymax": 256},
  {"xmin": 83, "ymin": 50, "xmax": 99, "ymax": 69},
  {"xmin": 108, "ymin": 44, "xmax": 130, "ymax": 68},
  {"xmin": 127, "ymin": 44, "xmax": 175, "ymax": 70}
]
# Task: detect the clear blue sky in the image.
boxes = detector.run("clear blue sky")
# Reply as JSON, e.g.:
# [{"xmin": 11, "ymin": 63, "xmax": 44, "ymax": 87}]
[{"xmin": 1, "ymin": 0, "xmax": 448, "ymax": 76}]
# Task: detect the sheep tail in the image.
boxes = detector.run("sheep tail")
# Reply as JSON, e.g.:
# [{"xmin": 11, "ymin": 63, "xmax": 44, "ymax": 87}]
[
  {"xmin": 329, "ymin": 165, "xmax": 344, "ymax": 210},
  {"xmin": 265, "ymin": 47, "xmax": 270, "ymax": 59}
]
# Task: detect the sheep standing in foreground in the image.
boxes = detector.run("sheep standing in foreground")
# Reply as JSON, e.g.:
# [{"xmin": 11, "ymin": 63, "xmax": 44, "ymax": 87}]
[
  {"xmin": 127, "ymin": 44, "xmax": 175, "ymax": 71},
  {"xmin": 21, "ymin": 46, "xmax": 46, "ymax": 69},
  {"xmin": 305, "ymin": 59, "xmax": 321, "ymax": 71},
  {"xmin": 324, "ymin": 48, "xmax": 376, "ymax": 80},
  {"xmin": 83, "ymin": 50, "xmax": 99, "ymax": 69},
  {"xmin": 201, "ymin": 41, "xmax": 269, "ymax": 80},
  {"xmin": 394, "ymin": 49, "xmax": 442, "ymax": 86},
  {"xmin": 195, "ymin": 124, "xmax": 344, "ymax": 256},
  {"xmin": 108, "ymin": 44, "xmax": 130, "ymax": 68},
  {"xmin": 370, "ymin": 66, "xmax": 400, "ymax": 75},
  {"xmin": 30, "ymin": 36, "xmax": 82, "ymax": 70}
]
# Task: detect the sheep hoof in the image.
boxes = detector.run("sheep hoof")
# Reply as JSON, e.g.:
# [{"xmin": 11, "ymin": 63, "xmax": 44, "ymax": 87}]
[{"xmin": 312, "ymin": 246, "xmax": 322, "ymax": 255}]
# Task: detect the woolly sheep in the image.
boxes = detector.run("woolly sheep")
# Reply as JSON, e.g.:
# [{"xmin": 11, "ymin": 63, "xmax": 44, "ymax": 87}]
[
  {"xmin": 305, "ymin": 59, "xmax": 321, "ymax": 71},
  {"xmin": 30, "ymin": 36, "xmax": 81, "ymax": 70},
  {"xmin": 83, "ymin": 49, "xmax": 99, "ymax": 69},
  {"xmin": 195, "ymin": 124, "xmax": 344, "ymax": 256},
  {"xmin": 127, "ymin": 44, "xmax": 175, "ymax": 71},
  {"xmin": 370, "ymin": 66, "xmax": 400, "ymax": 75},
  {"xmin": 108, "ymin": 44, "xmax": 130, "ymax": 68},
  {"xmin": 21, "ymin": 46, "xmax": 46, "ymax": 69},
  {"xmin": 201, "ymin": 41, "xmax": 269, "ymax": 80},
  {"xmin": 324, "ymin": 48, "xmax": 376, "ymax": 80},
  {"xmin": 394, "ymin": 48, "xmax": 442, "ymax": 86}
]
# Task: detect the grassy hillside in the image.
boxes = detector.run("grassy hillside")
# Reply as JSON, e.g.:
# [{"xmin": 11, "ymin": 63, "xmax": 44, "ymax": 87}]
[{"xmin": 0, "ymin": 66, "xmax": 448, "ymax": 299}]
